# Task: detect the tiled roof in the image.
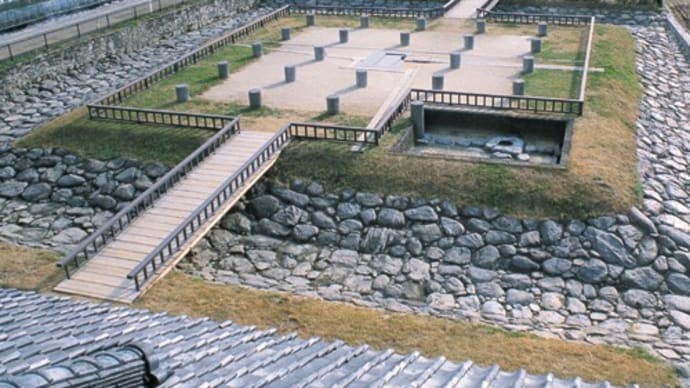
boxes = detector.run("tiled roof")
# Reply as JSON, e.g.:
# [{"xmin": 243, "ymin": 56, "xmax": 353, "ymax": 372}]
[{"xmin": 0, "ymin": 288, "xmax": 613, "ymax": 387}]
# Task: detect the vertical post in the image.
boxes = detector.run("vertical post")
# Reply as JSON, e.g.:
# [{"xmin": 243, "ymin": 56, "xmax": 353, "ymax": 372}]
[
  {"xmin": 217, "ymin": 61, "xmax": 229, "ymax": 79},
  {"xmin": 314, "ymin": 46, "xmax": 325, "ymax": 61},
  {"xmin": 360, "ymin": 14, "xmax": 369, "ymax": 28},
  {"xmin": 432, "ymin": 74, "xmax": 444, "ymax": 90},
  {"xmin": 400, "ymin": 32, "xmax": 410, "ymax": 46},
  {"xmin": 339, "ymin": 29, "xmax": 349, "ymax": 44},
  {"xmin": 249, "ymin": 89, "xmax": 262, "ymax": 109},
  {"xmin": 449, "ymin": 52, "xmax": 461, "ymax": 69},
  {"xmin": 416, "ymin": 17, "xmax": 426, "ymax": 31},
  {"xmin": 513, "ymin": 79, "xmax": 525, "ymax": 95},
  {"xmin": 284, "ymin": 65, "xmax": 296, "ymax": 82},
  {"xmin": 176, "ymin": 84, "xmax": 189, "ymax": 102},
  {"xmin": 7, "ymin": 44, "xmax": 13, "ymax": 61},
  {"xmin": 76, "ymin": 24, "xmax": 81, "ymax": 38},
  {"xmin": 106, "ymin": 15, "xmax": 111, "ymax": 27},
  {"xmin": 476, "ymin": 19, "xmax": 486, "ymax": 33},
  {"xmin": 252, "ymin": 42, "xmax": 263, "ymax": 58},
  {"xmin": 411, "ymin": 100, "xmax": 425, "ymax": 140},
  {"xmin": 327, "ymin": 95, "xmax": 340, "ymax": 115},
  {"xmin": 356, "ymin": 69, "xmax": 367, "ymax": 87},
  {"xmin": 464, "ymin": 34, "xmax": 474, "ymax": 50},
  {"xmin": 43, "ymin": 33, "xmax": 48, "ymax": 48},
  {"xmin": 531, "ymin": 38, "xmax": 542, "ymax": 53},
  {"xmin": 522, "ymin": 56, "xmax": 534, "ymax": 74}
]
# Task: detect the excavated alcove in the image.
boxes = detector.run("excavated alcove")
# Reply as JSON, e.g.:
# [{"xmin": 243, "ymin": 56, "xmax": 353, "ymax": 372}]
[{"xmin": 397, "ymin": 107, "xmax": 574, "ymax": 168}]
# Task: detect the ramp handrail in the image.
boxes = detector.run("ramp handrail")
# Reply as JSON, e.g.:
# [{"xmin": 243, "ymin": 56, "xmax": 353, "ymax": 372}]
[
  {"xmin": 57, "ymin": 116, "xmax": 240, "ymax": 278},
  {"xmin": 128, "ymin": 125, "xmax": 290, "ymax": 290}
]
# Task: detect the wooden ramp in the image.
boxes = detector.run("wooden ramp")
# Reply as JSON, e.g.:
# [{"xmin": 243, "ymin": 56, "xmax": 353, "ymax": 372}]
[{"xmin": 54, "ymin": 130, "xmax": 276, "ymax": 303}]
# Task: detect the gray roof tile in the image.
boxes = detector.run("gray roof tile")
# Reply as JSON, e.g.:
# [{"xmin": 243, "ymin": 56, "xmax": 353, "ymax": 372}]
[{"xmin": 0, "ymin": 288, "xmax": 615, "ymax": 387}]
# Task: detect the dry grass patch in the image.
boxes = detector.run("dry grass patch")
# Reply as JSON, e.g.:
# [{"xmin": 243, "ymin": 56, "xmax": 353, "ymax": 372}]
[
  {"xmin": 137, "ymin": 272, "xmax": 677, "ymax": 387},
  {"xmin": 0, "ymin": 240, "xmax": 62, "ymax": 292}
]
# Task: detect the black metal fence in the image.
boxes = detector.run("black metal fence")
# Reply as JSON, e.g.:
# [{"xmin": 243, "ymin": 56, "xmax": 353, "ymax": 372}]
[
  {"xmin": 128, "ymin": 125, "xmax": 291, "ymax": 291},
  {"xmin": 409, "ymin": 89, "xmax": 584, "ymax": 115},
  {"xmin": 56, "ymin": 117, "xmax": 241, "ymax": 278},
  {"xmin": 93, "ymin": 5, "xmax": 290, "ymax": 105},
  {"xmin": 289, "ymin": 4, "xmax": 444, "ymax": 18},
  {"xmin": 289, "ymin": 122, "xmax": 380, "ymax": 144}
]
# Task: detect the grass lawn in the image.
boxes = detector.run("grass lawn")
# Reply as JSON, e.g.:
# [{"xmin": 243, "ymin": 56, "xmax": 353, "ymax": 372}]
[
  {"xmin": 16, "ymin": 107, "xmax": 213, "ymax": 165},
  {"xmin": 136, "ymin": 271, "xmax": 677, "ymax": 388},
  {"xmin": 524, "ymin": 68, "xmax": 583, "ymax": 99},
  {"xmin": 268, "ymin": 24, "xmax": 641, "ymax": 219}
]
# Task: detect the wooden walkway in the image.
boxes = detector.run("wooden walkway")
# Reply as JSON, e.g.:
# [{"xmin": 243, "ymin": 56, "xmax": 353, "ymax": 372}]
[{"xmin": 54, "ymin": 130, "xmax": 276, "ymax": 303}]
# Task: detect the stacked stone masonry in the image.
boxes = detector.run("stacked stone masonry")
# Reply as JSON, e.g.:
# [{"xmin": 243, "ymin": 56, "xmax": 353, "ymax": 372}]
[
  {"xmin": 183, "ymin": 177, "xmax": 690, "ymax": 363},
  {"xmin": 0, "ymin": 145, "xmax": 168, "ymax": 251}
]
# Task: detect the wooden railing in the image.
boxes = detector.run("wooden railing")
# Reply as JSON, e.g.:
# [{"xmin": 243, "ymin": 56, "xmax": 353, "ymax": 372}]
[
  {"xmin": 289, "ymin": 4, "xmax": 444, "ymax": 18},
  {"xmin": 56, "ymin": 117, "xmax": 241, "ymax": 278},
  {"xmin": 93, "ymin": 5, "xmax": 290, "ymax": 106},
  {"xmin": 472, "ymin": 9, "xmax": 596, "ymax": 114},
  {"xmin": 579, "ymin": 16, "xmax": 596, "ymax": 101},
  {"xmin": 289, "ymin": 122, "xmax": 380, "ymax": 144},
  {"xmin": 128, "ymin": 125, "xmax": 291, "ymax": 290},
  {"xmin": 410, "ymin": 89, "xmax": 583, "ymax": 115},
  {"xmin": 375, "ymin": 90, "xmax": 412, "ymax": 134},
  {"xmin": 476, "ymin": 9, "xmax": 592, "ymax": 25},
  {"xmin": 87, "ymin": 105, "xmax": 235, "ymax": 130}
]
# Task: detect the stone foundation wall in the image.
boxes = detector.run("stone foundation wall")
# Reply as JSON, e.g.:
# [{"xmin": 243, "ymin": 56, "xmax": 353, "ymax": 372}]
[
  {"xmin": 0, "ymin": 146, "xmax": 168, "ymax": 251},
  {"xmin": 180, "ymin": 179, "xmax": 690, "ymax": 358}
]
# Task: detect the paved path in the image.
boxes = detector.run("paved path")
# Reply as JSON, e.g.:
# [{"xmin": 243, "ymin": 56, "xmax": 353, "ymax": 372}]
[
  {"xmin": 444, "ymin": 0, "xmax": 487, "ymax": 19},
  {"xmin": 54, "ymin": 130, "xmax": 276, "ymax": 303}
]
